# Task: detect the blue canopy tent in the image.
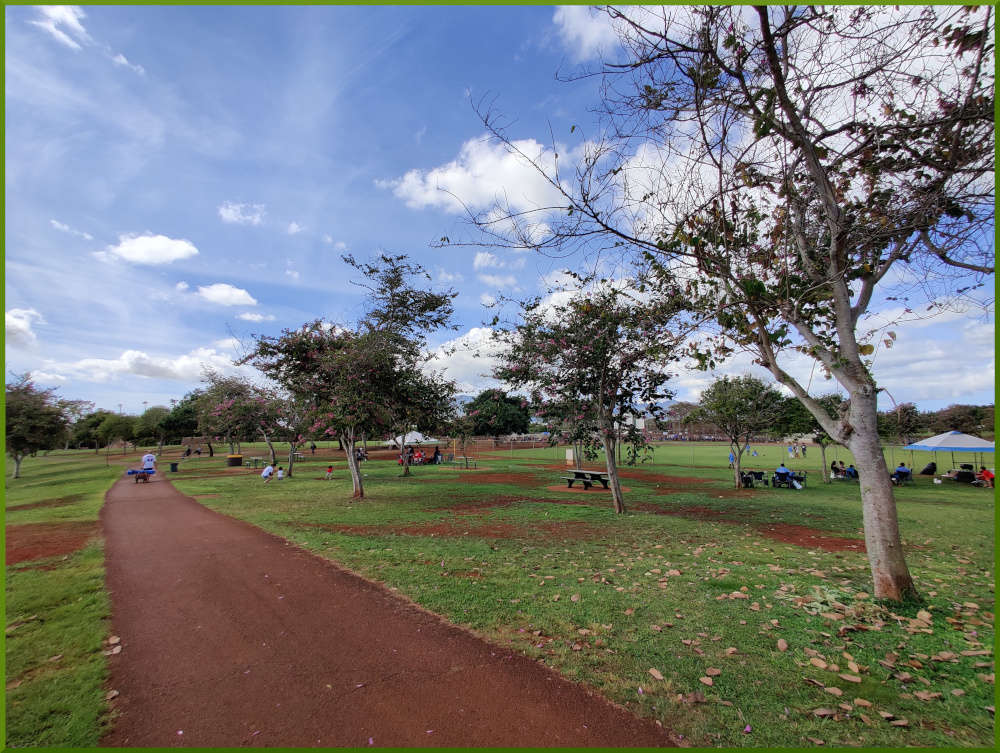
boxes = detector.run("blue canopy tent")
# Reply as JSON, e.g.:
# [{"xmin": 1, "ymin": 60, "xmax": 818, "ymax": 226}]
[{"xmin": 903, "ymin": 431, "xmax": 995, "ymax": 472}]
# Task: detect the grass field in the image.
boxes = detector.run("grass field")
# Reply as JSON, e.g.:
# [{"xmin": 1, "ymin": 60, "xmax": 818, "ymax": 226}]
[
  {"xmin": 4, "ymin": 452, "xmax": 122, "ymax": 747},
  {"xmin": 4, "ymin": 441, "xmax": 995, "ymax": 747}
]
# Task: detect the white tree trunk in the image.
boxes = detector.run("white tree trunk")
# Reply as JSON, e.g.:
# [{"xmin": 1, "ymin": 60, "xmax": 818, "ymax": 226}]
[
  {"xmin": 343, "ymin": 432, "xmax": 364, "ymax": 498},
  {"xmin": 12, "ymin": 454, "xmax": 24, "ymax": 479},
  {"xmin": 846, "ymin": 390, "xmax": 916, "ymax": 601},
  {"xmin": 600, "ymin": 433, "xmax": 626, "ymax": 514}
]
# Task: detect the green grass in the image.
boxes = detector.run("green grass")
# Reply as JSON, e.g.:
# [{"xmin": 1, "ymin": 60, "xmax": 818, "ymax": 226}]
[
  {"xmin": 4, "ymin": 451, "xmax": 122, "ymax": 747},
  {"xmin": 4, "ymin": 442, "xmax": 994, "ymax": 747},
  {"xmin": 172, "ymin": 441, "xmax": 995, "ymax": 747}
]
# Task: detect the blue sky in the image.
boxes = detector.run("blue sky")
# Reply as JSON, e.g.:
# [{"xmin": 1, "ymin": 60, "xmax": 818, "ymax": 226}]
[{"xmin": 5, "ymin": 5, "xmax": 995, "ymax": 416}]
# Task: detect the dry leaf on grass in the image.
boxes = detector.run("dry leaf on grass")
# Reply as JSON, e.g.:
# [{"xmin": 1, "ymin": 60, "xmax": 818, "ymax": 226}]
[
  {"xmin": 825, "ymin": 687, "xmax": 843, "ymax": 697},
  {"xmin": 698, "ymin": 676, "xmax": 714, "ymax": 686},
  {"xmin": 649, "ymin": 668, "xmax": 664, "ymax": 681},
  {"xmin": 810, "ymin": 657, "xmax": 829, "ymax": 670},
  {"xmin": 705, "ymin": 667, "xmax": 721, "ymax": 676},
  {"xmin": 812, "ymin": 708, "xmax": 836, "ymax": 717},
  {"xmin": 853, "ymin": 698, "xmax": 872, "ymax": 707},
  {"xmin": 838, "ymin": 673, "xmax": 862, "ymax": 683},
  {"xmin": 777, "ymin": 639, "xmax": 789, "ymax": 652}
]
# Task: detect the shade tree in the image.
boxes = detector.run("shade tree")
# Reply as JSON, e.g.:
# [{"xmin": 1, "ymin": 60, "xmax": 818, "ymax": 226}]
[
  {"xmin": 5, "ymin": 374, "xmax": 72, "ymax": 478},
  {"xmin": 464, "ymin": 5, "xmax": 994, "ymax": 600},
  {"xmin": 493, "ymin": 279, "xmax": 684, "ymax": 514}
]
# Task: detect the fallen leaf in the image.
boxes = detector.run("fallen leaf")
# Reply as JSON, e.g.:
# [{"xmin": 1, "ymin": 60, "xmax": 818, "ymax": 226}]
[
  {"xmin": 106, "ymin": 689, "xmax": 119, "ymax": 700},
  {"xmin": 650, "ymin": 624, "xmax": 662, "ymax": 632},
  {"xmin": 624, "ymin": 608, "xmax": 634, "ymax": 615},
  {"xmin": 705, "ymin": 667, "xmax": 721, "ymax": 676},
  {"xmin": 825, "ymin": 686, "xmax": 843, "ymax": 697},
  {"xmin": 878, "ymin": 711, "xmax": 895, "ymax": 720},
  {"xmin": 839, "ymin": 673, "xmax": 862, "ymax": 683},
  {"xmin": 552, "ymin": 594, "xmax": 560, "ymax": 602},
  {"xmin": 48, "ymin": 654, "xmax": 63, "ymax": 662},
  {"xmin": 108, "ymin": 636, "xmax": 121, "ymax": 645},
  {"xmin": 699, "ymin": 676, "xmax": 714, "ymax": 686},
  {"xmin": 806, "ymin": 737, "xmax": 825, "ymax": 745},
  {"xmin": 913, "ymin": 690, "xmax": 942, "ymax": 701},
  {"xmin": 571, "ymin": 594, "xmax": 580, "ymax": 602},
  {"xmin": 890, "ymin": 719, "xmax": 909, "ymax": 727},
  {"xmin": 571, "ymin": 643, "xmax": 582, "ymax": 651},
  {"xmin": 810, "ymin": 657, "xmax": 829, "ymax": 670},
  {"xmin": 777, "ymin": 639, "xmax": 789, "ymax": 652},
  {"xmin": 848, "ymin": 661, "xmax": 860, "ymax": 674},
  {"xmin": 813, "ymin": 708, "xmax": 836, "ymax": 718},
  {"xmin": 6, "ymin": 680, "xmax": 22, "ymax": 690},
  {"xmin": 853, "ymin": 698, "xmax": 873, "ymax": 707},
  {"xmin": 916, "ymin": 610, "xmax": 933, "ymax": 623},
  {"xmin": 725, "ymin": 647, "xmax": 738, "ymax": 655},
  {"xmin": 951, "ymin": 688, "xmax": 966, "ymax": 697},
  {"xmin": 649, "ymin": 668, "xmax": 664, "ymax": 681}
]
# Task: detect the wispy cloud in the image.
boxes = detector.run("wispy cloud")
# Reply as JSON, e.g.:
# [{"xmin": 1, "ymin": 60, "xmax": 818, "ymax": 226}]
[
  {"xmin": 218, "ymin": 201, "xmax": 265, "ymax": 225},
  {"xmin": 287, "ymin": 221, "xmax": 303, "ymax": 235},
  {"xmin": 29, "ymin": 6, "xmax": 91, "ymax": 50},
  {"xmin": 111, "ymin": 52, "xmax": 145, "ymax": 75},
  {"xmin": 42, "ymin": 346, "xmax": 240, "ymax": 383},
  {"xmin": 50, "ymin": 218, "xmax": 93, "ymax": 241},
  {"xmin": 237, "ymin": 312, "xmax": 275, "ymax": 322}
]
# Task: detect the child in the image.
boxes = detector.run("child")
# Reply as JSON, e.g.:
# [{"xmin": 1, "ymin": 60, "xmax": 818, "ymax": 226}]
[
  {"xmin": 325, "ymin": 465, "xmax": 333, "ymax": 480},
  {"xmin": 261, "ymin": 464, "xmax": 274, "ymax": 483},
  {"xmin": 276, "ymin": 467, "xmax": 285, "ymax": 480}
]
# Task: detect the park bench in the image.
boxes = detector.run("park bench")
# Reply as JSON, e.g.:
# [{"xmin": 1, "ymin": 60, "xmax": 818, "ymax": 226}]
[
  {"xmin": 562, "ymin": 469, "xmax": 610, "ymax": 489},
  {"xmin": 740, "ymin": 470, "xmax": 768, "ymax": 487}
]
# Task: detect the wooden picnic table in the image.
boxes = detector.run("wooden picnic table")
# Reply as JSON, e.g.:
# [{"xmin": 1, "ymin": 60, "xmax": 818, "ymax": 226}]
[{"xmin": 562, "ymin": 469, "xmax": 610, "ymax": 490}]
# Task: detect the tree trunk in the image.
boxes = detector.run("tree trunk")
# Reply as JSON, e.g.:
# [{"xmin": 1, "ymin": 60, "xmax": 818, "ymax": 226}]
[
  {"xmin": 820, "ymin": 443, "xmax": 830, "ymax": 484},
  {"xmin": 206, "ymin": 441, "xmax": 214, "ymax": 457},
  {"xmin": 732, "ymin": 443, "xmax": 745, "ymax": 488},
  {"xmin": 600, "ymin": 432, "xmax": 626, "ymax": 514},
  {"xmin": 260, "ymin": 431, "xmax": 277, "ymax": 465},
  {"xmin": 12, "ymin": 454, "xmax": 24, "ymax": 479},
  {"xmin": 846, "ymin": 392, "xmax": 917, "ymax": 601},
  {"xmin": 286, "ymin": 443, "xmax": 298, "ymax": 477},
  {"xmin": 572, "ymin": 442, "xmax": 582, "ymax": 468},
  {"xmin": 343, "ymin": 434, "xmax": 364, "ymax": 498},
  {"xmin": 399, "ymin": 427, "xmax": 412, "ymax": 477}
]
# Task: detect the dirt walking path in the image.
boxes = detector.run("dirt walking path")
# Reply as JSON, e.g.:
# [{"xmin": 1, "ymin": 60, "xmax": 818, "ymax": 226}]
[{"xmin": 100, "ymin": 473, "xmax": 676, "ymax": 747}]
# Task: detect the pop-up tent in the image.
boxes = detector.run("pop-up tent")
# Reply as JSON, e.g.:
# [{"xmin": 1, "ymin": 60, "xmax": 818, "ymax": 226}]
[
  {"xmin": 903, "ymin": 430, "xmax": 994, "ymax": 470},
  {"xmin": 383, "ymin": 431, "xmax": 438, "ymax": 447}
]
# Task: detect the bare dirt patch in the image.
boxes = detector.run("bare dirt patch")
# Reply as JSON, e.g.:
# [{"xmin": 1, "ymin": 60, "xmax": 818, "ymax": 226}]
[
  {"xmin": 6, "ymin": 493, "xmax": 85, "ymax": 512},
  {"xmin": 5, "ymin": 521, "xmax": 100, "ymax": 564},
  {"xmin": 755, "ymin": 523, "xmax": 866, "ymax": 552}
]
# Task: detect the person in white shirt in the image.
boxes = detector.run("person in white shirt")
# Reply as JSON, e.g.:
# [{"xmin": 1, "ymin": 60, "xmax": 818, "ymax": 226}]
[
  {"xmin": 141, "ymin": 452, "xmax": 156, "ymax": 471},
  {"xmin": 261, "ymin": 464, "xmax": 274, "ymax": 483},
  {"xmin": 276, "ymin": 467, "xmax": 285, "ymax": 480}
]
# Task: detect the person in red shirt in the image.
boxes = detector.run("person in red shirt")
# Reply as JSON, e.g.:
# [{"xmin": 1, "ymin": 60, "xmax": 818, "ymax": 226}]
[{"xmin": 976, "ymin": 467, "xmax": 994, "ymax": 488}]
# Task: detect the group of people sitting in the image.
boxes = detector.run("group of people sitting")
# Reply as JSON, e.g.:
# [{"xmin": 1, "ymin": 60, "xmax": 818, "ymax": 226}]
[
  {"xmin": 397, "ymin": 445, "xmax": 443, "ymax": 465},
  {"xmin": 830, "ymin": 460, "xmax": 859, "ymax": 479}
]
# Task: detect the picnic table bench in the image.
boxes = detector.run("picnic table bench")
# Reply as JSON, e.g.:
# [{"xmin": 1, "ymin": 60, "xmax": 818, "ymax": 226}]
[
  {"xmin": 562, "ymin": 469, "xmax": 610, "ymax": 490},
  {"xmin": 455, "ymin": 455, "xmax": 478, "ymax": 469}
]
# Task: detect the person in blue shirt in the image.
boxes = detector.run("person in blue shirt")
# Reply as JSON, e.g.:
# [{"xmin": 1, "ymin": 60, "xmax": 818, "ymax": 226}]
[
  {"xmin": 776, "ymin": 463, "xmax": 790, "ymax": 475},
  {"xmin": 891, "ymin": 462, "xmax": 910, "ymax": 485},
  {"xmin": 728, "ymin": 451, "xmax": 735, "ymax": 468}
]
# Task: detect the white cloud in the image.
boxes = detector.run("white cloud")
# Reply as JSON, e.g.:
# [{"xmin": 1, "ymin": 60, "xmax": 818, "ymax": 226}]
[
  {"xmin": 287, "ymin": 221, "xmax": 303, "ymax": 235},
  {"xmin": 427, "ymin": 326, "xmax": 505, "ymax": 394},
  {"xmin": 473, "ymin": 250, "xmax": 526, "ymax": 272},
  {"xmin": 334, "ymin": 241, "xmax": 347, "ymax": 251},
  {"xmin": 29, "ymin": 6, "xmax": 91, "ymax": 50},
  {"xmin": 111, "ymin": 52, "xmax": 145, "ymax": 75},
  {"xmin": 322, "ymin": 235, "xmax": 348, "ymax": 250},
  {"xmin": 285, "ymin": 268, "xmax": 300, "ymax": 280},
  {"xmin": 479, "ymin": 293, "xmax": 497, "ymax": 307},
  {"xmin": 218, "ymin": 201, "xmax": 265, "ymax": 225},
  {"xmin": 437, "ymin": 267, "xmax": 463, "ymax": 284},
  {"xmin": 45, "ymin": 346, "xmax": 239, "ymax": 383},
  {"xmin": 377, "ymin": 135, "xmax": 563, "ymax": 215},
  {"xmin": 237, "ymin": 312, "xmax": 276, "ymax": 322},
  {"xmin": 103, "ymin": 233, "xmax": 199, "ymax": 265},
  {"xmin": 477, "ymin": 273, "xmax": 519, "ymax": 289},
  {"xmin": 31, "ymin": 370, "xmax": 68, "ymax": 383},
  {"xmin": 552, "ymin": 6, "xmax": 619, "ymax": 63},
  {"xmin": 6, "ymin": 308, "xmax": 45, "ymax": 348},
  {"xmin": 196, "ymin": 283, "xmax": 258, "ymax": 306},
  {"xmin": 50, "ymin": 218, "xmax": 93, "ymax": 241},
  {"xmin": 213, "ymin": 337, "xmax": 241, "ymax": 351},
  {"xmin": 175, "ymin": 281, "xmax": 189, "ymax": 291}
]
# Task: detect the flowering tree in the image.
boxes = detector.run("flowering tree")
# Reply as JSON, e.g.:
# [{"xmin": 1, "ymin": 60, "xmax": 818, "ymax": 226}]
[
  {"xmin": 240, "ymin": 322, "xmax": 396, "ymax": 498},
  {"xmin": 493, "ymin": 281, "xmax": 684, "ymax": 514},
  {"xmin": 467, "ymin": 5, "xmax": 993, "ymax": 600},
  {"xmin": 465, "ymin": 389, "xmax": 531, "ymax": 436}
]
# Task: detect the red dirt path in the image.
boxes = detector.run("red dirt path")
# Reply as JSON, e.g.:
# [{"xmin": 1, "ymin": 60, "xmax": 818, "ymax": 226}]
[{"xmin": 99, "ymin": 474, "xmax": 677, "ymax": 747}]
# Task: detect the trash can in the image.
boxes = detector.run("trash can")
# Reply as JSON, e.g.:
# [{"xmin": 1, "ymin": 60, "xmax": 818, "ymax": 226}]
[
  {"xmin": 169, "ymin": 462, "xmax": 179, "ymax": 473},
  {"xmin": 226, "ymin": 454, "xmax": 243, "ymax": 467}
]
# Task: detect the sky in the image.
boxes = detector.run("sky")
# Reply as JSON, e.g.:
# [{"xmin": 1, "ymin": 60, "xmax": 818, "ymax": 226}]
[{"xmin": 5, "ymin": 5, "xmax": 995, "ymax": 417}]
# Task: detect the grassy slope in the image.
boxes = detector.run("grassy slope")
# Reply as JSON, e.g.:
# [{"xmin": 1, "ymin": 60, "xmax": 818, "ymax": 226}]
[
  {"xmin": 4, "ymin": 452, "xmax": 121, "ymax": 747},
  {"xmin": 171, "ymin": 441, "xmax": 995, "ymax": 747}
]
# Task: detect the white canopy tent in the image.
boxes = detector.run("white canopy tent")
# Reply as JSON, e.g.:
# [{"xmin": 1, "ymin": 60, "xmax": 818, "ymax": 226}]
[
  {"xmin": 903, "ymin": 431, "xmax": 994, "ymax": 471},
  {"xmin": 382, "ymin": 431, "xmax": 438, "ymax": 448}
]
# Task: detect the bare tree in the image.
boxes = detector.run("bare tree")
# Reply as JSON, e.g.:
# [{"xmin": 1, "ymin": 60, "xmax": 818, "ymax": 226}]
[{"xmin": 459, "ymin": 5, "xmax": 994, "ymax": 601}]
